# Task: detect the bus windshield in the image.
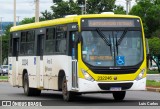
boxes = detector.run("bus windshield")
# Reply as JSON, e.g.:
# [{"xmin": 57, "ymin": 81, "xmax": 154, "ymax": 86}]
[{"xmin": 81, "ymin": 30, "xmax": 143, "ymax": 67}]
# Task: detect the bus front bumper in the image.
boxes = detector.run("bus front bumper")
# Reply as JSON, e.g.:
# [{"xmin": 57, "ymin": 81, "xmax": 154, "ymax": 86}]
[{"xmin": 76, "ymin": 77, "xmax": 146, "ymax": 93}]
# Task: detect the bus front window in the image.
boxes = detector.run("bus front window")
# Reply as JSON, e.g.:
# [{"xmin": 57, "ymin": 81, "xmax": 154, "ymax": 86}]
[
  {"xmin": 82, "ymin": 31, "xmax": 113, "ymax": 66},
  {"xmin": 81, "ymin": 30, "xmax": 143, "ymax": 67}
]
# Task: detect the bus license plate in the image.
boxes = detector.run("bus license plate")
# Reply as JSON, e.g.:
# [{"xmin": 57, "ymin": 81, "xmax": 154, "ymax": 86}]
[{"xmin": 110, "ymin": 87, "xmax": 122, "ymax": 91}]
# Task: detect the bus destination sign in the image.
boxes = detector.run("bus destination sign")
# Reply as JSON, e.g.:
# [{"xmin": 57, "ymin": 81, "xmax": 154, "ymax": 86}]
[
  {"xmin": 81, "ymin": 18, "xmax": 141, "ymax": 28},
  {"xmin": 88, "ymin": 19, "xmax": 135, "ymax": 27}
]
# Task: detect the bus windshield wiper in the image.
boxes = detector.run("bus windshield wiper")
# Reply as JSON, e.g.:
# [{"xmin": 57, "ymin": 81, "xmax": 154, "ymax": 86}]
[
  {"xmin": 116, "ymin": 36, "xmax": 118, "ymax": 55},
  {"xmin": 96, "ymin": 28, "xmax": 111, "ymax": 46},
  {"xmin": 117, "ymin": 28, "xmax": 128, "ymax": 45}
]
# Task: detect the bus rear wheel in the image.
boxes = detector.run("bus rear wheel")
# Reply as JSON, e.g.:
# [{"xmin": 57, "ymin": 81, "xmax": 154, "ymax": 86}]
[
  {"xmin": 112, "ymin": 91, "xmax": 126, "ymax": 101},
  {"xmin": 62, "ymin": 77, "xmax": 74, "ymax": 101},
  {"xmin": 23, "ymin": 73, "xmax": 41, "ymax": 96}
]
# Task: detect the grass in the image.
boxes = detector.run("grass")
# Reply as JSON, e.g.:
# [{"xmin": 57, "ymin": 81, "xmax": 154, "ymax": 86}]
[
  {"xmin": 147, "ymin": 70, "xmax": 160, "ymax": 74},
  {"xmin": 146, "ymin": 80, "xmax": 160, "ymax": 87},
  {"xmin": 0, "ymin": 76, "xmax": 8, "ymax": 80}
]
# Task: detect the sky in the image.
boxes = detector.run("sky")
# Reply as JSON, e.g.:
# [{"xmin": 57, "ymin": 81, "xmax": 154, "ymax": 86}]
[{"xmin": 0, "ymin": 0, "xmax": 136, "ymax": 22}]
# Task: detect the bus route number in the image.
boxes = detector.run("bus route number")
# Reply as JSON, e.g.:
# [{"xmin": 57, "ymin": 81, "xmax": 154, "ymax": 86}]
[{"xmin": 97, "ymin": 76, "xmax": 112, "ymax": 81}]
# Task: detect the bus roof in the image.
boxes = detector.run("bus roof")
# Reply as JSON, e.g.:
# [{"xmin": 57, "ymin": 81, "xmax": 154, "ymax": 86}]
[{"xmin": 10, "ymin": 14, "xmax": 140, "ymax": 32}]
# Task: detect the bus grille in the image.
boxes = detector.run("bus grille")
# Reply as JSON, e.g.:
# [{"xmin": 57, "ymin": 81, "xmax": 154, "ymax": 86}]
[{"xmin": 98, "ymin": 82, "xmax": 133, "ymax": 90}]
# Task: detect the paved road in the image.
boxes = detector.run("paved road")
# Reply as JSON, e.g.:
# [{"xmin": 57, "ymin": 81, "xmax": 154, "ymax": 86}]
[
  {"xmin": 0, "ymin": 82, "xmax": 160, "ymax": 109},
  {"xmin": 147, "ymin": 74, "xmax": 160, "ymax": 81}
]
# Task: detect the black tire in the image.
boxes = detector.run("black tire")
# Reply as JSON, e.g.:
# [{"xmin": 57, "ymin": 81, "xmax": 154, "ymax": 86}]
[
  {"xmin": 113, "ymin": 91, "xmax": 126, "ymax": 101},
  {"xmin": 62, "ymin": 76, "xmax": 74, "ymax": 101},
  {"xmin": 75, "ymin": 93, "xmax": 82, "ymax": 96},
  {"xmin": 33, "ymin": 89, "xmax": 41, "ymax": 96},
  {"xmin": 23, "ymin": 73, "xmax": 41, "ymax": 96},
  {"xmin": 23, "ymin": 73, "xmax": 33, "ymax": 96}
]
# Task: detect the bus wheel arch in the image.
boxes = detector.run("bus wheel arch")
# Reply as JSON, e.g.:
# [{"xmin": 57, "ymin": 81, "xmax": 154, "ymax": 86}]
[
  {"xmin": 58, "ymin": 70, "xmax": 65, "ymax": 91},
  {"xmin": 62, "ymin": 76, "xmax": 75, "ymax": 101},
  {"xmin": 22, "ymin": 69, "xmax": 28, "ymax": 88},
  {"xmin": 22, "ymin": 69, "xmax": 41, "ymax": 96}
]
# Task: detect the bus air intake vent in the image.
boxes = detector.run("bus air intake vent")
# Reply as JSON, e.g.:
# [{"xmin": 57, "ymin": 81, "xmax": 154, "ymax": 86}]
[{"xmin": 98, "ymin": 82, "xmax": 133, "ymax": 90}]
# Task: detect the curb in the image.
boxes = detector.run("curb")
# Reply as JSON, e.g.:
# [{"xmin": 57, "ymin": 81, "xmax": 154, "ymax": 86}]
[
  {"xmin": 0, "ymin": 80, "xmax": 8, "ymax": 82},
  {"xmin": 146, "ymin": 87, "xmax": 160, "ymax": 92},
  {"xmin": 147, "ymin": 74, "xmax": 160, "ymax": 76}
]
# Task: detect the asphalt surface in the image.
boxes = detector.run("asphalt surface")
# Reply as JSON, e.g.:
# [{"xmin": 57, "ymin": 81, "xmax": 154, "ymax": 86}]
[
  {"xmin": 0, "ymin": 82, "xmax": 160, "ymax": 109},
  {"xmin": 147, "ymin": 74, "xmax": 160, "ymax": 81}
]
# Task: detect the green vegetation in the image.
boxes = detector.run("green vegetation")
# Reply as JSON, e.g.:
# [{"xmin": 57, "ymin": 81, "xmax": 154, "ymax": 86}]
[
  {"xmin": 129, "ymin": 0, "xmax": 160, "ymax": 73},
  {"xmin": 0, "ymin": 76, "xmax": 8, "ymax": 80},
  {"xmin": 147, "ymin": 80, "xmax": 160, "ymax": 87},
  {"xmin": 129, "ymin": 0, "xmax": 160, "ymax": 38},
  {"xmin": 148, "ymin": 37, "xmax": 160, "ymax": 55},
  {"xmin": 1, "ymin": 0, "xmax": 126, "ymax": 63},
  {"xmin": 147, "ymin": 70, "xmax": 160, "ymax": 74},
  {"xmin": 1, "ymin": 24, "xmax": 12, "ymax": 64},
  {"xmin": 51, "ymin": 0, "xmax": 125, "ymax": 19},
  {"xmin": 1, "ymin": 0, "xmax": 160, "ymax": 70}
]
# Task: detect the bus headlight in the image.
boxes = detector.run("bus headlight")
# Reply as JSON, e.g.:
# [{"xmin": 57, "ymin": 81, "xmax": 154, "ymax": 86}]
[
  {"xmin": 81, "ymin": 69, "xmax": 94, "ymax": 81},
  {"xmin": 136, "ymin": 69, "xmax": 145, "ymax": 80}
]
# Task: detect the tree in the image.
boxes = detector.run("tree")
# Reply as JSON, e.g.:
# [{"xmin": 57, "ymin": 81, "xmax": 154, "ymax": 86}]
[
  {"xmin": 19, "ymin": 17, "xmax": 35, "ymax": 25},
  {"xmin": 77, "ymin": 0, "xmax": 85, "ymax": 5},
  {"xmin": 87, "ymin": 0, "xmax": 116, "ymax": 14},
  {"xmin": 129, "ymin": 0, "xmax": 160, "ymax": 38},
  {"xmin": 41, "ymin": 10, "xmax": 53, "ymax": 20},
  {"xmin": 1, "ymin": 24, "xmax": 13, "ymax": 63},
  {"xmin": 148, "ymin": 37, "xmax": 160, "ymax": 55},
  {"xmin": 19, "ymin": 16, "xmax": 48, "ymax": 25},
  {"xmin": 51, "ymin": 1, "xmax": 81, "ymax": 18},
  {"xmin": 148, "ymin": 37, "xmax": 160, "ymax": 71},
  {"xmin": 114, "ymin": 5, "xmax": 126, "ymax": 14},
  {"xmin": 53, "ymin": 0, "xmax": 62, "ymax": 3},
  {"xmin": 50, "ymin": 0, "xmax": 117, "ymax": 19},
  {"xmin": 152, "ymin": 28, "xmax": 160, "ymax": 38}
]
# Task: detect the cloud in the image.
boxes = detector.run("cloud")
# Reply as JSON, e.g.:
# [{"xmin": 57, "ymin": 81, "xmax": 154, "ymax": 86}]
[
  {"xmin": 0, "ymin": 0, "xmax": 53, "ymax": 21},
  {"xmin": 0, "ymin": 0, "xmax": 136, "ymax": 22}
]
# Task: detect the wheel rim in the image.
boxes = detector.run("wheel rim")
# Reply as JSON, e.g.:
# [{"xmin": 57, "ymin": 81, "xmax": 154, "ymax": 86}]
[
  {"xmin": 62, "ymin": 79, "xmax": 67, "ymax": 96},
  {"xmin": 24, "ymin": 76, "xmax": 28, "ymax": 94}
]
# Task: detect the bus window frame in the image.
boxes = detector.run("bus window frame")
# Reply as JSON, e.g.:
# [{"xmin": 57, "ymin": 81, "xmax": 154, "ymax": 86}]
[
  {"xmin": 80, "ymin": 27, "xmax": 144, "ymax": 74},
  {"xmin": 8, "ymin": 33, "xmax": 13, "ymax": 56},
  {"xmin": 43, "ymin": 25, "xmax": 68, "ymax": 55},
  {"xmin": 44, "ymin": 27, "xmax": 56, "ymax": 55},
  {"xmin": 67, "ymin": 23, "xmax": 78, "ymax": 57},
  {"xmin": 19, "ymin": 30, "xmax": 35, "ymax": 56}
]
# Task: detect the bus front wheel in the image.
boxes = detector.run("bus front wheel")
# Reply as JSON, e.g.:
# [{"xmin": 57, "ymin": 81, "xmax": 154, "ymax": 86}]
[
  {"xmin": 62, "ymin": 77, "xmax": 74, "ymax": 101},
  {"xmin": 23, "ymin": 73, "xmax": 41, "ymax": 96},
  {"xmin": 112, "ymin": 91, "xmax": 126, "ymax": 101}
]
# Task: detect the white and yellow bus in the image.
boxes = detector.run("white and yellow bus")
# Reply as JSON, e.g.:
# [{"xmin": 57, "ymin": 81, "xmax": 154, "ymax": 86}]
[{"xmin": 9, "ymin": 13, "xmax": 146, "ymax": 101}]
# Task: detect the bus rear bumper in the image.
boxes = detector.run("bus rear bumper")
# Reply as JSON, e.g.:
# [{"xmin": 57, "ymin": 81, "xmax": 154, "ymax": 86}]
[{"xmin": 76, "ymin": 78, "xmax": 146, "ymax": 92}]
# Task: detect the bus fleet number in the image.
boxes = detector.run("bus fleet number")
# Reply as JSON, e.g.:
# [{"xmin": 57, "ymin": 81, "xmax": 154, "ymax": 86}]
[{"xmin": 97, "ymin": 76, "xmax": 112, "ymax": 81}]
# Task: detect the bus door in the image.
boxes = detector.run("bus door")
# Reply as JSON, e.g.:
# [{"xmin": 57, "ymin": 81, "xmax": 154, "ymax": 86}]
[
  {"xmin": 36, "ymin": 33, "xmax": 44, "ymax": 88},
  {"xmin": 12, "ymin": 33, "xmax": 20, "ymax": 86},
  {"xmin": 70, "ymin": 31, "xmax": 78, "ymax": 90},
  {"xmin": 68, "ymin": 25, "xmax": 78, "ymax": 90}
]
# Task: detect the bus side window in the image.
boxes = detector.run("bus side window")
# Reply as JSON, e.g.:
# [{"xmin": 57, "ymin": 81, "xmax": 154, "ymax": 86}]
[
  {"xmin": 13, "ymin": 38, "xmax": 19, "ymax": 57},
  {"xmin": 45, "ymin": 28, "xmax": 55, "ymax": 54},
  {"xmin": 26, "ymin": 31, "xmax": 35, "ymax": 55},
  {"xmin": 70, "ymin": 31, "xmax": 78, "ymax": 59},
  {"xmin": 55, "ymin": 26, "xmax": 67, "ymax": 53},
  {"xmin": 20, "ymin": 32, "xmax": 26, "ymax": 55},
  {"xmin": 20, "ymin": 31, "xmax": 35, "ymax": 55}
]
